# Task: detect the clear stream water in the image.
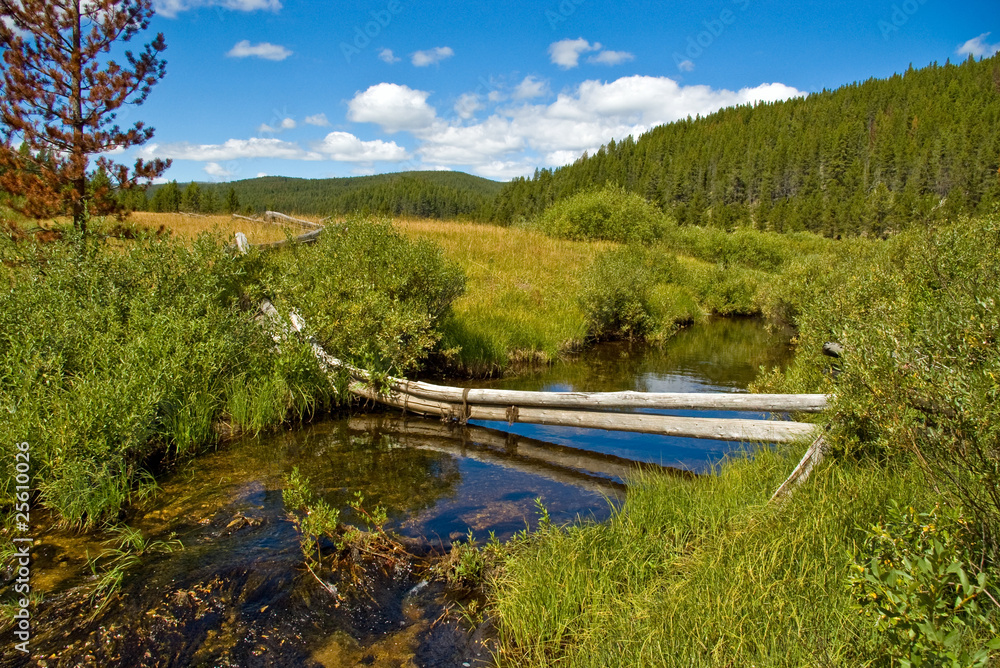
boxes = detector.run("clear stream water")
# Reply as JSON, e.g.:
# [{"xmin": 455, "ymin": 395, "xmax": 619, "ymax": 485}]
[{"xmin": 5, "ymin": 317, "xmax": 792, "ymax": 668}]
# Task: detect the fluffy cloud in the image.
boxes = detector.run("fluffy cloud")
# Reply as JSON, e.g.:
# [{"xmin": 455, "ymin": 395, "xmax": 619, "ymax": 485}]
[
  {"xmin": 372, "ymin": 76, "xmax": 803, "ymax": 178},
  {"xmin": 416, "ymin": 117, "xmax": 525, "ymax": 165},
  {"xmin": 347, "ymin": 83, "xmax": 437, "ymax": 132},
  {"xmin": 548, "ymin": 38, "xmax": 601, "ymax": 69},
  {"xmin": 957, "ymin": 32, "xmax": 1000, "ymax": 58},
  {"xmin": 139, "ymin": 137, "xmax": 322, "ymax": 161},
  {"xmin": 141, "ymin": 131, "xmax": 408, "ymax": 166},
  {"xmin": 204, "ymin": 162, "xmax": 235, "ymax": 179},
  {"xmin": 378, "ymin": 48, "xmax": 401, "ymax": 64},
  {"xmin": 411, "ymin": 46, "xmax": 454, "ymax": 67},
  {"xmin": 587, "ymin": 49, "xmax": 634, "ymax": 66},
  {"xmin": 304, "ymin": 114, "xmax": 330, "ymax": 127},
  {"xmin": 155, "ymin": 0, "xmax": 281, "ymax": 19},
  {"xmin": 474, "ymin": 159, "xmax": 542, "ymax": 180},
  {"xmin": 226, "ymin": 40, "xmax": 292, "ymax": 61},
  {"xmin": 454, "ymin": 93, "xmax": 484, "ymax": 120},
  {"xmin": 513, "ymin": 75, "xmax": 550, "ymax": 100},
  {"xmin": 314, "ymin": 132, "xmax": 409, "ymax": 162},
  {"xmin": 258, "ymin": 117, "xmax": 297, "ymax": 133}
]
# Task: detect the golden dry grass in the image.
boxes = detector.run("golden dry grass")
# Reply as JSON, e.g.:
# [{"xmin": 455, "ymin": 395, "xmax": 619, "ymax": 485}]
[
  {"xmin": 128, "ymin": 211, "xmax": 323, "ymax": 245},
  {"xmin": 394, "ymin": 218, "xmax": 614, "ymax": 371}
]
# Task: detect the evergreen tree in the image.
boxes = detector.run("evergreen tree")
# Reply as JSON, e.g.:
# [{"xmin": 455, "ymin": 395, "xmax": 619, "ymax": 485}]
[
  {"xmin": 225, "ymin": 186, "xmax": 240, "ymax": 214},
  {"xmin": 0, "ymin": 0, "xmax": 170, "ymax": 233}
]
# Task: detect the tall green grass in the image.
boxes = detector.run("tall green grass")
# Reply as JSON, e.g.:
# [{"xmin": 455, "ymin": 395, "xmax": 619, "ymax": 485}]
[
  {"xmin": 395, "ymin": 219, "xmax": 611, "ymax": 375},
  {"xmin": 491, "ymin": 446, "xmax": 986, "ymax": 666},
  {"xmin": 0, "ymin": 216, "xmax": 464, "ymax": 526}
]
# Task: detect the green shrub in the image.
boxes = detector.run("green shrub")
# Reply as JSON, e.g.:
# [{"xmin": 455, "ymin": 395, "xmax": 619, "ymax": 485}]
[
  {"xmin": 264, "ymin": 217, "xmax": 466, "ymax": 374},
  {"xmin": 536, "ymin": 184, "xmax": 669, "ymax": 243},
  {"xmin": 850, "ymin": 502, "xmax": 1000, "ymax": 666},
  {"xmin": 579, "ymin": 245, "xmax": 678, "ymax": 340}
]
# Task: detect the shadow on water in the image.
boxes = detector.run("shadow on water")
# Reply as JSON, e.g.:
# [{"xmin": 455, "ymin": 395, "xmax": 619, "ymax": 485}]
[{"xmin": 4, "ymin": 317, "xmax": 791, "ymax": 667}]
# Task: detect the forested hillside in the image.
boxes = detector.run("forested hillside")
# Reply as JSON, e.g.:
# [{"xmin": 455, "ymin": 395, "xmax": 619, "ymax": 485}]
[
  {"xmin": 490, "ymin": 55, "xmax": 1000, "ymax": 236},
  {"xmin": 142, "ymin": 171, "xmax": 502, "ymax": 219}
]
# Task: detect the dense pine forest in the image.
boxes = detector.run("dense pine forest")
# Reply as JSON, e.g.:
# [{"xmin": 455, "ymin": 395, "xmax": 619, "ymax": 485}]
[
  {"xmin": 140, "ymin": 171, "xmax": 503, "ymax": 219},
  {"xmin": 489, "ymin": 55, "xmax": 1000, "ymax": 236}
]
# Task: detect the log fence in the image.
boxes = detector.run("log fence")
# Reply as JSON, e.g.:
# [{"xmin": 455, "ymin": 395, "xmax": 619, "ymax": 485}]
[{"xmin": 236, "ymin": 219, "xmax": 830, "ymax": 498}]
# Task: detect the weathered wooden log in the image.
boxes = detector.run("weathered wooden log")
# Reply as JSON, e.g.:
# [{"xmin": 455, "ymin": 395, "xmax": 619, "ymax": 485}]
[
  {"xmin": 351, "ymin": 384, "xmax": 818, "ymax": 443},
  {"xmin": 264, "ymin": 211, "xmax": 323, "ymax": 230},
  {"xmin": 234, "ymin": 232, "xmax": 250, "ymax": 255},
  {"xmin": 769, "ymin": 431, "xmax": 827, "ymax": 501},
  {"xmin": 259, "ymin": 295, "xmax": 824, "ymax": 446},
  {"xmin": 252, "ymin": 227, "xmax": 323, "ymax": 250},
  {"xmin": 231, "ymin": 213, "xmax": 261, "ymax": 223},
  {"xmin": 362, "ymin": 375, "xmax": 828, "ymax": 413}
]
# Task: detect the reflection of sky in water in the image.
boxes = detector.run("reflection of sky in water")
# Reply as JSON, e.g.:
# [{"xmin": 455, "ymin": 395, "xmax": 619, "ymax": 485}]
[{"xmin": 393, "ymin": 457, "xmax": 614, "ymax": 544}]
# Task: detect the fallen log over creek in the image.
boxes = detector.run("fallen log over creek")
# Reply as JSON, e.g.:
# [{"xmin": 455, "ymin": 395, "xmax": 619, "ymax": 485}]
[
  {"xmin": 255, "ymin": 298, "xmax": 823, "ymax": 445},
  {"xmin": 240, "ymin": 227, "xmax": 829, "ymax": 498}
]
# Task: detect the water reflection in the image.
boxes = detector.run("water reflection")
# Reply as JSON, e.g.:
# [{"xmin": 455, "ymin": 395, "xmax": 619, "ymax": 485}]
[{"xmin": 459, "ymin": 317, "xmax": 794, "ymax": 471}]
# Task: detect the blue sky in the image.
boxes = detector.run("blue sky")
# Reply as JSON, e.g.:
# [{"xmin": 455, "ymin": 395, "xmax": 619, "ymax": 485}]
[{"xmin": 120, "ymin": 0, "xmax": 999, "ymax": 183}]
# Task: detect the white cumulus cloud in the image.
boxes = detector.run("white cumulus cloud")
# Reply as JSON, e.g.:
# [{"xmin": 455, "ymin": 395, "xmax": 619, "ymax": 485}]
[
  {"xmin": 314, "ymin": 132, "xmax": 409, "ymax": 162},
  {"xmin": 411, "ymin": 46, "xmax": 454, "ymax": 67},
  {"xmin": 416, "ymin": 117, "xmax": 525, "ymax": 165},
  {"xmin": 548, "ymin": 38, "xmax": 600, "ymax": 69},
  {"xmin": 513, "ymin": 75, "xmax": 550, "ymax": 100},
  {"xmin": 139, "ymin": 138, "xmax": 322, "ymax": 161},
  {"xmin": 587, "ymin": 49, "xmax": 635, "ymax": 66},
  {"xmin": 378, "ymin": 48, "xmax": 401, "ymax": 64},
  {"xmin": 454, "ymin": 93, "xmax": 484, "ymax": 119},
  {"xmin": 304, "ymin": 114, "xmax": 331, "ymax": 127},
  {"xmin": 957, "ymin": 32, "xmax": 1000, "ymax": 58},
  {"xmin": 226, "ymin": 40, "xmax": 292, "ymax": 61},
  {"xmin": 204, "ymin": 162, "xmax": 235, "ymax": 180},
  {"xmin": 257, "ymin": 117, "xmax": 296, "ymax": 134},
  {"xmin": 347, "ymin": 83, "xmax": 437, "ymax": 133}
]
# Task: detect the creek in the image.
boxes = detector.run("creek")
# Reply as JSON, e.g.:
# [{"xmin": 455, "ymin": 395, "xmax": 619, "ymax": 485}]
[{"xmin": 6, "ymin": 317, "xmax": 791, "ymax": 668}]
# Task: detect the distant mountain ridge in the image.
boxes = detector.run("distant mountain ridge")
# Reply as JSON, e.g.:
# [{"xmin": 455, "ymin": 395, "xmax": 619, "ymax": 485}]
[{"xmin": 145, "ymin": 171, "xmax": 503, "ymax": 219}]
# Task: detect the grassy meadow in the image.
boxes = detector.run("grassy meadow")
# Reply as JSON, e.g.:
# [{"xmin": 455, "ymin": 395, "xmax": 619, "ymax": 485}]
[
  {"xmin": 393, "ymin": 219, "xmax": 613, "ymax": 374},
  {"xmin": 3, "ymin": 203, "xmax": 999, "ymax": 665},
  {"xmin": 128, "ymin": 211, "xmax": 322, "ymax": 245}
]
